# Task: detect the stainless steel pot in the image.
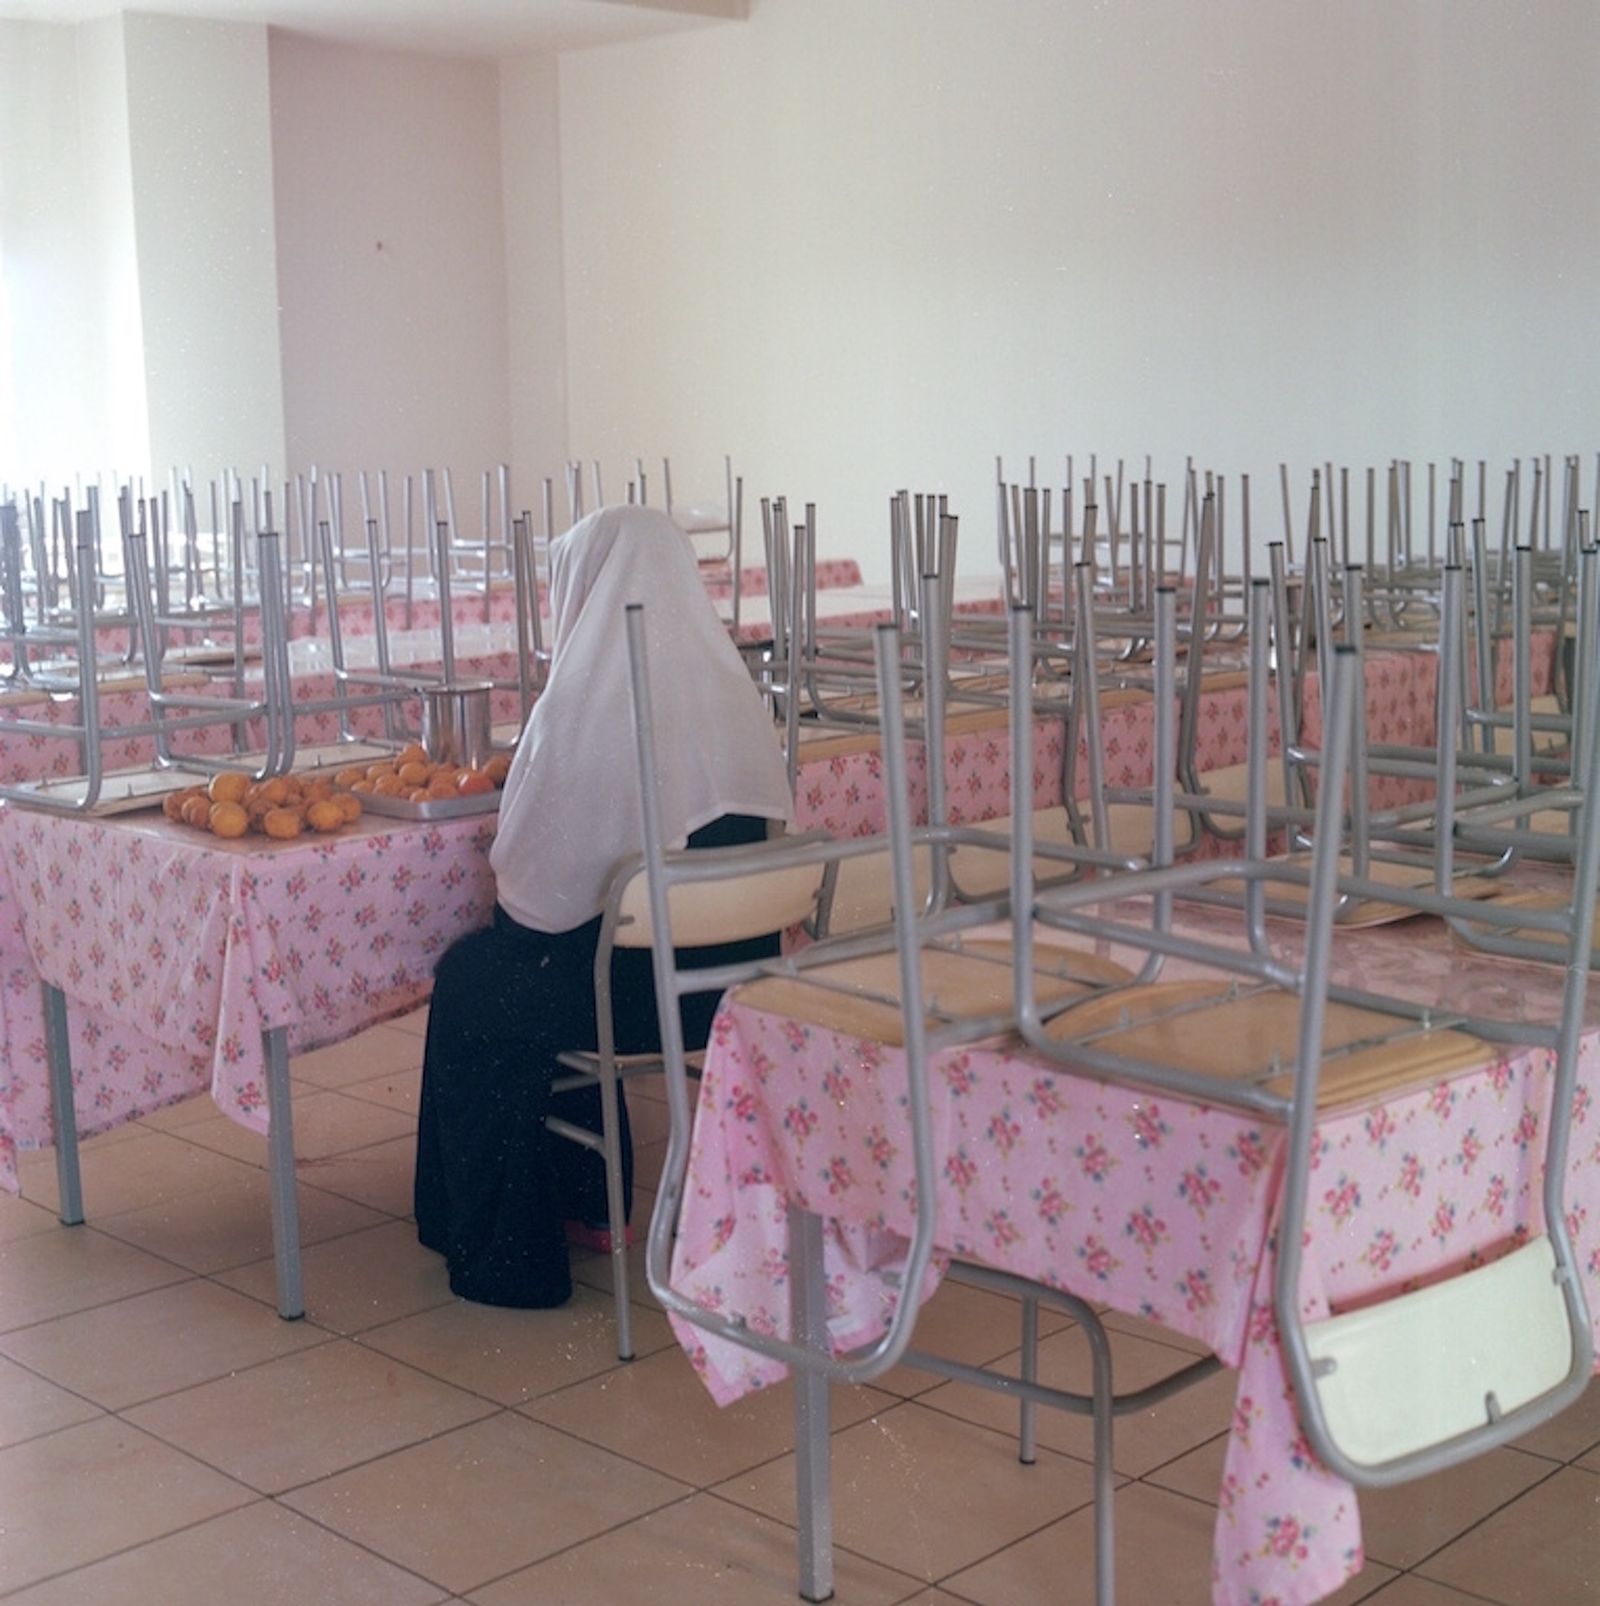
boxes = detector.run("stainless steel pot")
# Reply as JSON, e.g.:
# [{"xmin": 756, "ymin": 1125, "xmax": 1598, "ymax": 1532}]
[{"xmin": 420, "ymin": 681, "xmax": 494, "ymax": 769}]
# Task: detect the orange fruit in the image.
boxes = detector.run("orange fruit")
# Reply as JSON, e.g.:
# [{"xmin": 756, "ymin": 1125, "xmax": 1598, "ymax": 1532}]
[
  {"xmin": 207, "ymin": 771, "xmax": 250, "ymax": 805},
  {"xmin": 484, "ymin": 754, "xmax": 512, "ymax": 785},
  {"xmin": 426, "ymin": 773, "xmax": 459, "ymax": 800},
  {"xmin": 457, "ymin": 770, "xmax": 495, "ymax": 797},
  {"xmin": 306, "ymin": 799, "xmax": 344, "ymax": 834},
  {"xmin": 409, "ymin": 788, "xmax": 432, "ymax": 803},
  {"xmin": 333, "ymin": 766, "xmax": 367, "ymax": 789},
  {"xmin": 350, "ymin": 778, "xmax": 376, "ymax": 796},
  {"xmin": 334, "ymin": 792, "xmax": 363, "ymax": 823},
  {"xmin": 397, "ymin": 761, "xmax": 430, "ymax": 788},
  {"xmin": 256, "ymin": 777, "xmax": 290, "ymax": 807},
  {"xmin": 397, "ymin": 743, "xmax": 428, "ymax": 769},
  {"xmin": 262, "ymin": 808, "xmax": 302, "ymax": 840},
  {"xmin": 373, "ymin": 775, "xmax": 408, "ymax": 797},
  {"xmin": 209, "ymin": 800, "xmax": 249, "ymax": 838},
  {"xmin": 181, "ymin": 796, "xmax": 213, "ymax": 830},
  {"xmin": 365, "ymin": 762, "xmax": 396, "ymax": 781},
  {"xmin": 305, "ymin": 777, "xmax": 335, "ymax": 804}
]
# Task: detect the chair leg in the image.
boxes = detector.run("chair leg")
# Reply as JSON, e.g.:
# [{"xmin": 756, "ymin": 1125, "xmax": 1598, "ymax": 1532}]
[
  {"xmin": 1018, "ymin": 1293, "xmax": 1039, "ymax": 1464},
  {"xmin": 1079, "ymin": 1306, "xmax": 1116, "ymax": 1606},
  {"xmin": 790, "ymin": 1204, "xmax": 834, "ymax": 1603},
  {"xmin": 596, "ymin": 1063, "xmax": 633, "ymax": 1362}
]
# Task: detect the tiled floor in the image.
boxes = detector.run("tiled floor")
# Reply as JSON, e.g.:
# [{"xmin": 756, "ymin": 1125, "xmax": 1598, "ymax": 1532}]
[{"xmin": 2, "ymin": 1013, "xmax": 1598, "ymax": 1604}]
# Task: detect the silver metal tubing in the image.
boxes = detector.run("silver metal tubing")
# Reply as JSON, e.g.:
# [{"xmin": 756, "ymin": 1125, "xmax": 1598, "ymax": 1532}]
[
  {"xmin": 263, "ymin": 1025, "xmax": 304, "ymax": 1320},
  {"xmin": 43, "ymin": 983, "xmax": 83, "ymax": 1225}
]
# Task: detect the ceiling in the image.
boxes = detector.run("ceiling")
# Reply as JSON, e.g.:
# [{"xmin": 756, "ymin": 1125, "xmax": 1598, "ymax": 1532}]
[{"xmin": 0, "ymin": 0, "xmax": 747, "ymax": 57}]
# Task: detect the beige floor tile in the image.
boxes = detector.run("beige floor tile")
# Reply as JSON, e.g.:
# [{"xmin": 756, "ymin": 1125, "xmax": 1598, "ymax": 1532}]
[
  {"xmin": 338, "ymin": 1061, "xmax": 423, "ymax": 1114},
  {"xmin": 295, "ymin": 1133, "xmax": 419, "ymax": 1218},
  {"xmin": 1150, "ymin": 1432, "xmax": 1557, "ymax": 1572},
  {"xmin": 0, "ymin": 1226, "xmax": 189, "ymax": 1331},
  {"xmin": 522, "ymin": 1342, "xmax": 900, "ymax": 1486},
  {"xmin": 1418, "ymin": 1465, "xmax": 1600, "ymax": 1605},
  {"xmin": 123, "ymin": 1337, "xmax": 495, "ymax": 1493},
  {"xmin": 0, "ymin": 1190, "xmax": 58, "ymax": 1243},
  {"xmin": 0, "ymin": 1279, "xmax": 328, "ymax": 1409},
  {"xmin": 359, "ymin": 1282, "xmax": 675, "ymax": 1405},
  {"xmin": 15, "ymin": 1122, "xmax": 146, "ymax": 1168},
  {"xmin": 0, "ymin": 1416, "xmax": 253, "ymax": 1594},
  {"xmin": 0, "ymin": 1353, "xmax": 103, "ymax": 1449},
  {"xmin": 292, "ymin": 1022, "xmax": 426, "ymax": 1088},
  {"xmin": 634, "ymin": 1137, "xmax": 668, "ymax": 1191},
  {"xmin": 1137, "ymin": 1430, "xmax": 1228, "ymax": 1500},
  {"xmin": 1096, "ymin": 1305, "xmax": 1213, "ymax": 1357},
  {"xmin": 870, "ymin": 1276, "xmax": 1076, "ymax": 1399},
  {"xmin": 214, "ymin": 1218, "xmax": 455, "ymax": 1333},
  {"xmin": 385, "ymin": 1004, "xmax": 430, "ymax": 1039},
  {"xmin": 1355, "ymin": 1446, "xmax": 1553, "ymax": 1570},
  {"xmin": 627, "ymin": 1066, "xmax": 668, "ymax": 1102},
  {"xmin": 281, "ymin": 1412, "xmax": 690, "ymax": 1595},
  {"xmin": 1, "ymin": 1498, "xmax": 448, "ymax": 1606},
  {"xmin": 17, "ymin": 1128, "xmax": 257, "ymax": 1217},
  {"xmin": 177, "ymin": 1087, "xmax": 415, "ymax": 1167},
  {"xmin": 919, "ymin": 1321, "xmax": 1235, "ymax": 1477},
  {"xmin": 92, "ymin": 1171, "xmax": 385, "ymax": 1273},
  {"xmin": 946, "ymin": 1481, "xmax": 1398, "ymax": 1606},
  {"xmin": 1360, "ymin": 1578, "xmax": 1507, "ymax": 1606},
  {"xmin": 568, "ymin": 1188, "xmax": 664, "ymax": 1313},
  {"xmin": 467, "ymin": 1490, "xmax": 923, "ymax": 1606},
  {"xmin": 627, "ymin": 1089, "xmax": 675, "ymax": 1147},
  {"xmin": 1514, "ymin": 1373, "xmax": 1600, "ymax": 1464},
  {"xmin": 715, "ymin": 1400, "xmax": 1097, "ymax": 1583},
  {"xmin": 891, "ymin": 1595, "xmax": 984, "ymax": 1605},
  {"xmin": 135, "ymin": 1090, "xmax": 221, "ymax": 1131}
]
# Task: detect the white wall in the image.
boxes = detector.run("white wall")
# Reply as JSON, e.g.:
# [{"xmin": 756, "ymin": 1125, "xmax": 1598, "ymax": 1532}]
[
  {"xmin": 269, "ymin": 31, "xmax": 512, "ymax": 504},
  {"xmin": 73, "ymin": 14, "xmax": 150, "ymax": 482},
  {"xmin": 0, "ymin": 22, "xmax": 95, "ymax": 482},
  {"xmin": 555, "ymin": 0, "xmax": 1600, "ymax": 573},
  {"xmin": 499, "ymin": 50, "xmax": 569, "ymax": 517},
  {"xmin": 124, "ymin": 13, "xmax": 286, "ymax": 485}
]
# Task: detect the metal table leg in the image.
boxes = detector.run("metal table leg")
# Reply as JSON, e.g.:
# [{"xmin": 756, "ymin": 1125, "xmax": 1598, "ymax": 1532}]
[
  {"xmin": 790, "ymin": 1203, "xmax": 834, "ymax": 1603},
  {"xmin": 42, "ymin": 983, "xmax": 83, "ymax": 1225},
  {"xmin": 263, "ymin": 1025, "xmax": 304, "ymax": 1320}
]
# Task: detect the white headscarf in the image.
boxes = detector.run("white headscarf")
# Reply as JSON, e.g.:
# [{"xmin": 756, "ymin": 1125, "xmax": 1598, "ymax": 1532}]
[{"xmin": 490, "ymin": 505, "xmax": 794, "ymax": 933}]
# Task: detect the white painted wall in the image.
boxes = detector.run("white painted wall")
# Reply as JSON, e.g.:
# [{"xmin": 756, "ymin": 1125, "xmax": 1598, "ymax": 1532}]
[
  {"xmin": 555, "ymin": 0, "xmax": 1600, "ymax": 574},
  {"xmin": 0, "ymin": 21, "xmax": 94, "ymax": 482},
  {"xmin": 268, "ymin": 31, "xmax": 512, "ymax": 507},
  {"xmin": 0, "ymin": 16, "xmax": 150, "ymax": 483},
  {"xmin": 123, "ymin": 13, "xmax": 286, "ymax": 485},
  {"xmin": 499, "ymin": 50, "xmax": 569, "ymax": 518},
  {"xmin": 73, "ymin": 13, "xmax": 149, "ymax": 482}
]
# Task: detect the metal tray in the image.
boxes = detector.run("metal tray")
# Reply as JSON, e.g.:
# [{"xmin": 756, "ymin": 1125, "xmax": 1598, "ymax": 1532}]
[
  {"xmin": 348, "ymin": 787, "xmax": 502, "ymax": 822},
  {"xmin": 7, "ymin": 765, "xmax": 203, "ymax": 816}
]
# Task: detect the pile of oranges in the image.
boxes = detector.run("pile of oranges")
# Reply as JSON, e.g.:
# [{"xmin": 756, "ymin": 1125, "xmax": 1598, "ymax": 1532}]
[
  {"xmin": 163, "ymin": 770, "xmax": 362, "ymax": 840},
  {"xmin": 333, "ymin": 744, "xmax": 512, "ymax": 806}
]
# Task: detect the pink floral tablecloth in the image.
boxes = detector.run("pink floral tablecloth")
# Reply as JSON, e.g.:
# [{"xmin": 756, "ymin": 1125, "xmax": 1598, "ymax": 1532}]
[
  {"xmin": 669, "ymin": 888, "xmax": 1597, "ymax": 1606},
  {"xmin": 0, "ymin": 809, "xmax": 497, "ymax": 1186}
]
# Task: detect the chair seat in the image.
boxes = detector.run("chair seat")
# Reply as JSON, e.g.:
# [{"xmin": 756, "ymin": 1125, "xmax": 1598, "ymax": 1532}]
[
  {"xmin": 1306, "ymin": 1233, "xmax": 1575, "ymax": 1469},
  {"xmin": 737, "ymin": 938, "xmax": 1131, "ymax": 1046},
  {"xmin": 1195, "ymin": 760, "xmax": 1289, "ymax": 808},
  {"xmin": 1203, "ymin": 853, "xmax": 1501, "ymax": 928},
  {"xmin": 1045, "ymin": 980, "xmax": 1490, "ymax": 1111}
]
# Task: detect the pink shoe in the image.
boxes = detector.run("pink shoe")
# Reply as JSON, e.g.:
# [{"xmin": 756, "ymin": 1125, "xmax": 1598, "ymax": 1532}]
[{"xmin": 564, "ymin": 1220, "xmax": 634, "ymax": 1254}]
